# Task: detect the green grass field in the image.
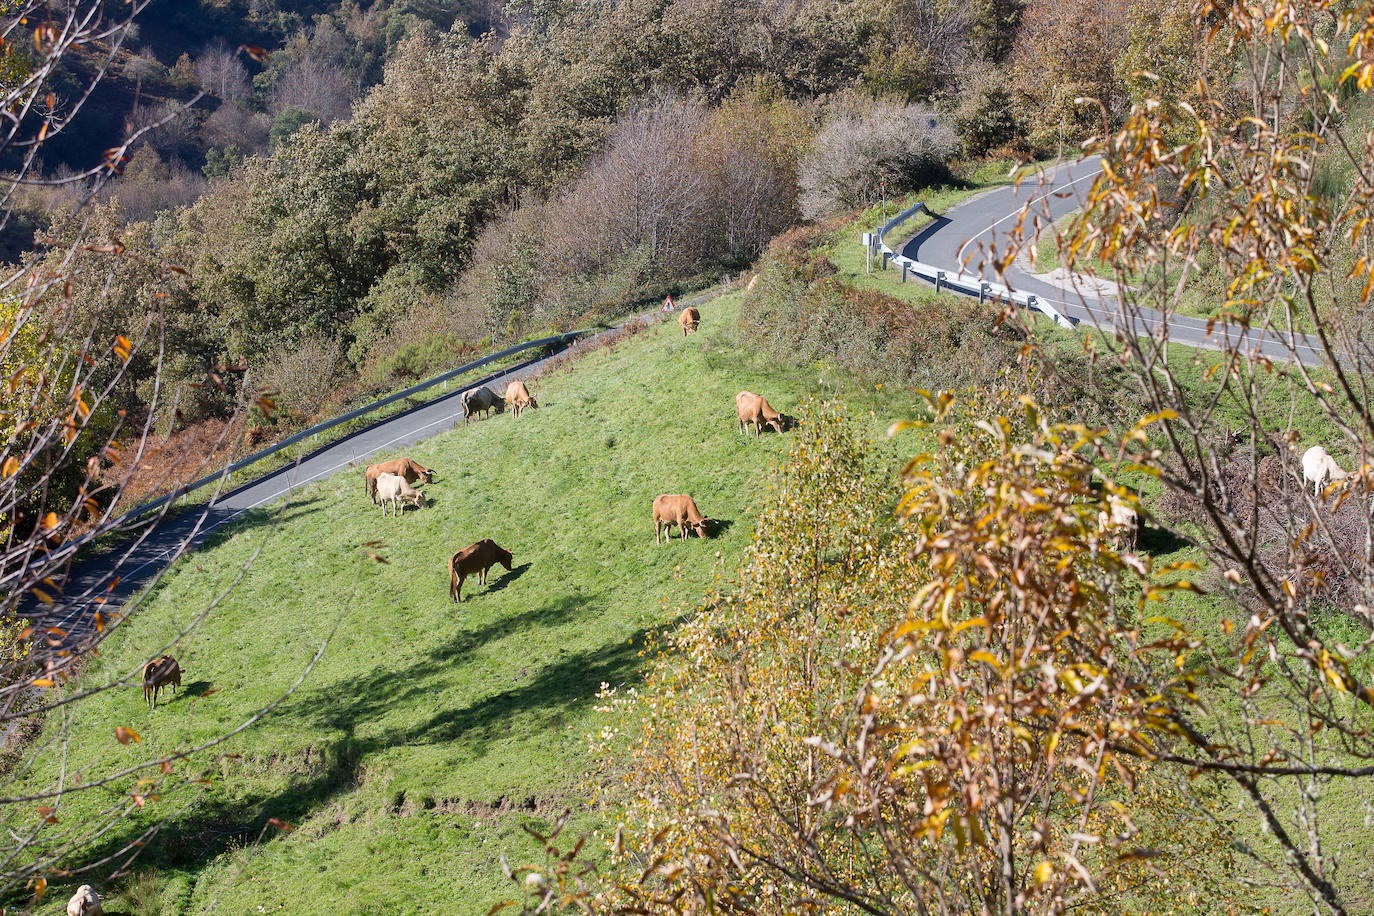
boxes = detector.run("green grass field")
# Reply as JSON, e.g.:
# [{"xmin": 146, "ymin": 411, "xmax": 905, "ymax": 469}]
[{"xmin": 14, "ymin": 294, "xmax": 918, "ymax": 914}]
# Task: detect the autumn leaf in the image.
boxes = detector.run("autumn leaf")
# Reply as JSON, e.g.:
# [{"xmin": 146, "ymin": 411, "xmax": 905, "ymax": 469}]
[{"xmin": 115, "ymin": 726, "xmax": 141, "ymax": 745}]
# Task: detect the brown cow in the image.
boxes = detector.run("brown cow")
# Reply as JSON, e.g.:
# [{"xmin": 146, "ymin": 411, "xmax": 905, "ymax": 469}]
[
  {"xmin": 653, "ymin": 494, "xmax": 711, "ymax": 543},
  {"xmin": 735, "ymin": 391, "xmax": 787, "ymax": 438},
  {"xmin": 449, "ymin": 539, "xmax": 514, "ymax": 602},
  {"xmin": 143, "ymin": 655, "xmax": 182, "ymax": 709},
  {"xmin": 504, "ymin": 380, "xmax": 539, "ymax": 417},
  {"xmin": 364, "ymin": 457, "xmax": 435, "ymax": 504},
  {"xmin": 678, "ymin": 306, "xmax": 700, "ymax": 336}
]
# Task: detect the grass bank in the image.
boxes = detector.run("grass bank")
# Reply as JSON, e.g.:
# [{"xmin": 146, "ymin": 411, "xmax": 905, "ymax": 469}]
[{"xmin": 14, "ymin": 292, "xmax": 917, "ymax": 913}]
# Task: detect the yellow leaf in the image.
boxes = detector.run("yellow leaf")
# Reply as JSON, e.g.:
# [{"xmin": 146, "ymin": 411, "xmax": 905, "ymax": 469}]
[
  {"xmin": 1033, "ymin": 861, "xmax": 1054, "ymax": 886},
  {"xmin": 1, "ymin": 456, "xmax": 17, "ymax": 477},
  {"xmin": 30, "ymin": 678, "xmax": 53, "ymax": 688}
]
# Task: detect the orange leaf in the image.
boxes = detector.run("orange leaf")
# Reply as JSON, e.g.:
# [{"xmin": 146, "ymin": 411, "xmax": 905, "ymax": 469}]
[
  {"xmin": 267, "ymin": 817, "xmax": 293, "ymax": 831},
  {"xmin": 115, "ymin": 726, "xmax": 141, "ymax": 745},
  {"xmin": 1, "ymin": 456, "xmax": 17, "ymax": 477}
]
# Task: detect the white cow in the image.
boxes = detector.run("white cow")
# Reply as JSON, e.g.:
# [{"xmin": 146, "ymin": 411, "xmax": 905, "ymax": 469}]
[
  {"xmin": 67, "ymin": 885, "xmax": 101, "ymax": 916},
  {"xmin": 376, "ymin": 472, "xmax": 425, "ymax": 517},
  {"xmin": 1097, "ymin": 494, "xmax": 1139, "ymax": 550},
  {"xmin": 1302, "ymin": 446, "xmax": 1348, "ymax": 498}
]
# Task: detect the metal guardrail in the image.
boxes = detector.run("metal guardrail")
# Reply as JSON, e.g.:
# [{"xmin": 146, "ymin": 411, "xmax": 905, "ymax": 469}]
[
  {"xmin": 0, "ymin": 328, "xmax": 590, "ymax": 593},
  {"xmin": 874, "ymin": 201, "xmax": 1075, "ymax": 329}
]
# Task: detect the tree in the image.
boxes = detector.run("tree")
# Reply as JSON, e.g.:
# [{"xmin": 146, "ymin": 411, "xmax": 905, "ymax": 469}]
[{"xmin": 194, "ymin": 41, "xmax": 250, "ymax": 105}]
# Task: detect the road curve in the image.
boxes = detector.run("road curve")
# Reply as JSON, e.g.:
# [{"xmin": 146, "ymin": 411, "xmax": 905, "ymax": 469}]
[{"xmin": 900, "ymin": 157, "xmax": 1334, "ymax": 366}]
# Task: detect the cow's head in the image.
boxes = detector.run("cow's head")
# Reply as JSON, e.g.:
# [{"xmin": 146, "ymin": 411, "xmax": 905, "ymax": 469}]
[
  {"xmin": 499, "ymin": 547, "xmax": 513, "ymax": 569},
  {"xmin": 692, "ymin": 518, "xmax": 712, "ymax": 538},
  {"xmin": 494, "ymin": 399, "xmax": 506, "ymax": 413},
  {"xmin": 528, "ymin": 396, "xmax": 539, "ymax": 409},
  {"xmin": 409, "ymin": 490, "xmax": 426, "ymax": 508},
  {"xmin": 419, "ymin": 468, "xmax": 436, "ymax": 483}
]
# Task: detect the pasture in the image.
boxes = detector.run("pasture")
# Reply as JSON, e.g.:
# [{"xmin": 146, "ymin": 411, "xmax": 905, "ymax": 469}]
[{"xmin": 16, "ymin": 294, "xmax": 914, "ymax": 913}]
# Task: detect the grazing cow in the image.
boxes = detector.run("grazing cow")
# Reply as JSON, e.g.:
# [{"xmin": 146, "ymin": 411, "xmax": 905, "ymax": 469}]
[
  {"xmin": 653, "ymin": 494, "xmax": 711, "ymax": 543},
  {"xmin": 461, "ymin": 386, "xmax": 505, "ymax": 424},
  {"xmin": 1302, "ymin": 445, "xmax": 1349, "ymax": 497},
  {"xmin": 504, "ymin": 380, "xmax": 539, "ymax": 417},
  {"xmin": 66, "ymin": 885, "xmax": 101, "ymax": 916},
  {"xmin": 1097, "ymin": 495, "xmax": 1139, "ymax": 551},
  {"xmin": 365, "ymin": 457, "xmax": 435, "ymax": 504},
  {"xmin": 678, "ymin": 306, "xmax": 700, "ymax": 336},
  {"xmin": 736, "ymin": 391, "xmax": 787, "ymax": 438},
  {"xmin": 449, "ymin": 538, "xmax": 514, "ymax": 602},
  {"xmin": 376, "ymin": 472, "xmax": 425, "ymax": 517},
  {"xmin": 143, "ymin": 655, "xmax": 182, "ymax": 709}
]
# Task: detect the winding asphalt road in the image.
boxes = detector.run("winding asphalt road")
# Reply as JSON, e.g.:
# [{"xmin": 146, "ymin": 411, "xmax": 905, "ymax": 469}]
[
  {"xmin": 900, "ymin": 157, "xmax": 1335, "ymax": 365},
  {"xmin": 22, "ymin": 157, "xmax": 1348, "ymax": 645}
]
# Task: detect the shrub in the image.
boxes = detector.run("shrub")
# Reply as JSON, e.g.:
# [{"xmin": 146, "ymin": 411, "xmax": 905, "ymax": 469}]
[
  {"xmin": 798, "ymin": 96, "xmax": 957, "ymax": 219},
  {"xmin": 738, "ymin": 230, "xmax": 1018, "ymax": 389}
]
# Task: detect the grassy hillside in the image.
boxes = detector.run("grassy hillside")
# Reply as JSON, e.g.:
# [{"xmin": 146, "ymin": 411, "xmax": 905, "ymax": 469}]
[{"xmin": 17, "ymin": 294, "xmax": 915, "ymax": 913}]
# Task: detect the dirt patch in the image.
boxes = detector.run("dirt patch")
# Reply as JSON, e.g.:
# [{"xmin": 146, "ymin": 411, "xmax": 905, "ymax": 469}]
[{"xmin": 100, "ymin": 416, "xmax": 250, "ymax": 509}]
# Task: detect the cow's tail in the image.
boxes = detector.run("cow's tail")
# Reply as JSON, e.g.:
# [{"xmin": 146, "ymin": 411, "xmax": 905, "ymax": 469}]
[{"xmin": 449, "ymin": 556, "xmax": 458, "ymax": 602}]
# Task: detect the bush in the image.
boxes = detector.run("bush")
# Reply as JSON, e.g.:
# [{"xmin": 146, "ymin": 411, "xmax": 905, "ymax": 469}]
[
  {"xmin": 255, "ymin": 334, "xmax": 344, "ymax": 426},
  {"xmin": 739, "ymin": 229, "xmax": 1019, "ymax": 389},
  {"xmin": 798, "ymin": 96, "xmax": 957, "ymax": 219}
]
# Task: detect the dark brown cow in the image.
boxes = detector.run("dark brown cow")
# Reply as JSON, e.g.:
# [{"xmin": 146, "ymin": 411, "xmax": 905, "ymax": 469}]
[
  {"xmin": 504, "ymin": 380, "xmax": 539, "ymax": 417},
  {"xmin": 449, "ymin": 538, "xmax": 514, "ymax": 602},
  {"xmin": 735, "ymin": 391, "xmax": 787, "ymax": 438},
  {"xmin": 678, "ymin": 306, "xmax": 700, "ymax": 336},
  {"xmin": 653, "ymin": 494, "xmax": 711, "ymax": 543},
  {"xmin": 365, "ymin": 457, "xmax": 435, "ymax": 503},
  {"xmin": 461, "ymin": 386, "xmax": 505, "ymax": 424},
  {"xmin": 143, "ymin": 655, "xmax": 182, "ymax": 709}
]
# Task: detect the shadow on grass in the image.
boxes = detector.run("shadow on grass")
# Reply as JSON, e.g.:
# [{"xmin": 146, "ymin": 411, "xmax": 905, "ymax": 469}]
[
  {"xmin": 1139, "ymin": 523, "xmax": 1190, "ymax": 556},
  {"xmin": 484, "ymin": 562, "xmax": 531, "ymax": 594},
  {"xmin": 32, "ymin": 611, "xmax": 679, "ymax": 903},
  {"xmin": 174, "ymin": 680, "xmax": 215, "ymax": 701}
]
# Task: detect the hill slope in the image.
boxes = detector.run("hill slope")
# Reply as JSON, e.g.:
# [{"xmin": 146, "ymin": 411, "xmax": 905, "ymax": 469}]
[{"xmin": 17, "ymin": 294, "xmax": 913, "ymax": 912}]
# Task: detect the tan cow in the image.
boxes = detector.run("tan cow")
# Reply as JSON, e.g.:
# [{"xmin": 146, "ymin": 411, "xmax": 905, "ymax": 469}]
[
  {"xmin": 504, "ymin": 380, "xmax": 539, "ymax": 417},
  {"xmin": 143, "ymin": 655, "xmax": 182, "ymax": 709},
  {"xmin": 365, "ymin": 457, "xmax": 435, "ymax": 504},
  {"xmin": 735, "ymin": 391, "xmax": 787, "ymax": 438},
  {"xmin": 653, "ymin": 494, "xmax": 711, "ymax": 543},
  {"xmin": 449, "ymin": 538, "xmax": 514, "ymax": 602},
  {"xmin": 678, "ymin": 306, "xmax": 700, "ymax": 336},
  {"xmin": 377, "ymin": 472, "xmax": 425, "ymax": 517}
]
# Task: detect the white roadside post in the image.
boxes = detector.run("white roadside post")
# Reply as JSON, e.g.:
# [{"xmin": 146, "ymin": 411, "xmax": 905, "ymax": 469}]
[{"xmin": 861, "ymin": 232, "xmax": 873, "ymax": 274}]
